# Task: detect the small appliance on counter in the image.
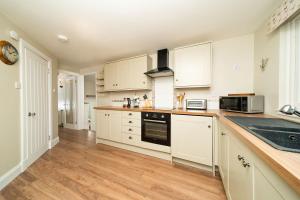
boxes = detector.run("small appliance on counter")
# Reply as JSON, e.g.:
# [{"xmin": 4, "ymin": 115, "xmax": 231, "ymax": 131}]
[
  {"xmin": 219, "ymin": 95, "xmax": 264, "ymax": 113},
  {"xmin": 142, "ymin": 94, "xmax": 152, "ymax": 108},
  {"xmin": 132, "ymin": 96, "xmax": 140, "ymax": 108},
  {"xmin": 186, "ymin": 99, "xmax": 207, "ymax": 110}
]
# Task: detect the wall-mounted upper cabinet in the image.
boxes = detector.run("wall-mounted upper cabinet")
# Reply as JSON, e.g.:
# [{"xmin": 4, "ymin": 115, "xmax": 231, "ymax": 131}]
[
  {"xmin": 104, "ymin": 55, "xmax": 152, "ymax": 91},
  {"xmin": 174, "ymin": 42, "xmax": 212, "ymax": 88}
]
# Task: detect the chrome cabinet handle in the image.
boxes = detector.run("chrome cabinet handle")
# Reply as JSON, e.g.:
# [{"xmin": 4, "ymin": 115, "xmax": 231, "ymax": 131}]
[
  {"xmin": 237, "ymin": 155, "xmax": 244, "ymax": 161},
  {"xmin": 242, "ymin": 161, "xmax": 250, "ymax": 168}
]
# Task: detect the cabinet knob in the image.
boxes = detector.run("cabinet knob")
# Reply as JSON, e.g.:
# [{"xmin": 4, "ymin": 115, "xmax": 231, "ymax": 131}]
[
  {"xmin": 129, "ymin": 136, "xmax": 132, "ymax": 139},
  {"xmin": 208, "ymin": 125, "xmax": 211, "ymax": 128},
  {"xmin": 128, "ymin": 128, "xmax": 132, "ymax": 131},
  {"xmin": 221, "ymin": 132, "xmax": 226, "ymax": 136},
  {"xmin": 28, "ymin": 112, "xmax": 32, "ymax": 117},
  {"xmin": 129, "ymin": 121, "xmax": 132, "ymax": 123},
  {"xmin": 128, "ymin": 113, "xmax": 132, "ymax": 116},
  {"xmin": 176, "ymin": 79, "xmax": 178, "ymax": 82}
]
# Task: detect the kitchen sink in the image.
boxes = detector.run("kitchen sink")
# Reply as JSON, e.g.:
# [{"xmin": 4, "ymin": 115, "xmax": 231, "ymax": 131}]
[{"xmin": 225, "ymin": 116, "xmax": 300, "ymax": 153}]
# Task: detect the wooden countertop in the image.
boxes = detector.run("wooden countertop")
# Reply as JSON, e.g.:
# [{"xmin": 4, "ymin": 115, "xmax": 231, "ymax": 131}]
[
  {"xmin": 94, "ymin": 106, "xmax": 218, "ymax": 116},
  {"xmin": 94, "ymin": 106, "xmax": 300, "ymax": 194}
]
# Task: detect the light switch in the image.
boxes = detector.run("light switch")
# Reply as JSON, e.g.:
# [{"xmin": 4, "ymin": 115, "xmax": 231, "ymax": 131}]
[{"xmin": 14, "ymin": 81, "xmax": 21, "ymax": 89}]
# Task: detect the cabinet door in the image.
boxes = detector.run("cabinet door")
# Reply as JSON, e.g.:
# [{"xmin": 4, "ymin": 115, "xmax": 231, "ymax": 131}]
[
  {"xmin": 109, "ymin": 111, "xmax": 122, "ymax": 142},
  {"xmin": 171, "ymin": 115, "xmax": 213, "ymax": 166},
  {"xmin": 254, "ymin": 166, "xmax": 284, "ymax": 200},
  {"xmin": 104, "ymin": 63, "xmax": 116, "ymax": 91},
  {"xmin": 115, "ymin": 60, "xmax": 129, "ymax": 90},
  {"xmin": 174, "ymin": 43, "xmax": 211, "ymax": 88},
  {"xmin": 129, "ymin": 56, "xmax": 149, "ymax": 89},
  {"xmin": 228, "ymin": 136, "xmax": 253, "ymax": 200},
  {"xmin": 219, "ymin": 125, "xmax": 229, "ymax": 192},
  {"xmin": 96, "ymin": 110, "xmax": 109, "ymax": 140}
]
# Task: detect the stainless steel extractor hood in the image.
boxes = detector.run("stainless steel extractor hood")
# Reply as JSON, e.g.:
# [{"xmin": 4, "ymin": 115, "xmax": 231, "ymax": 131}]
[{"xmin": 144, "ymin": 49, "xmax": 174, "ymax": 78}]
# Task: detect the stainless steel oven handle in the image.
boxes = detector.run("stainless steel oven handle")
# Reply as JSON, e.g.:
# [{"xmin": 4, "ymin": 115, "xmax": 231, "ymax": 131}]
[{"xmin": 143, "ymin": 119, "xmax": 166, "ymax": 124}]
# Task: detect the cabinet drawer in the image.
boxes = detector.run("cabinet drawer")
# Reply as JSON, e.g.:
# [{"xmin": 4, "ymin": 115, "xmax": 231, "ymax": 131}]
[
  {"xmin": 122, "ymin": 111, "xmax": 141, "ymax": 119},
  {"xmin": 122, "ymin": 133, "xmax": 140, "ymax": 146},
  {"xmin": 122, "ymin": 118, "xmax": 141, "ymax": 127},
  {"xmin": 122, "ymin": 126, "xmax": 141, "ymax": 135}
]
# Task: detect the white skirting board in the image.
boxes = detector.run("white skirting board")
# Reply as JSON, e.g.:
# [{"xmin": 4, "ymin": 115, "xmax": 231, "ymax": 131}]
[
  {"xmin": 49, "ymin": 137, "xmax": 59, "ymax": 149},
  {"xmin": 0, "ymin": 163, "xmax": 22, "ymax": 191},
  {"xmin": 97, "ymin": 138, "xmax": 172, "ymax": 161}
]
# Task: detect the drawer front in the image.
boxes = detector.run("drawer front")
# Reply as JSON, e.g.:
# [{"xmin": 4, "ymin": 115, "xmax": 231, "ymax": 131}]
[
  {"xmin": 122, "ymin": 118, "xmax": 141, "ymax": 127},
  {"xmin": 122, "ymin": 133, "xmax": 140, "ymax": 146},
  {"xmin": 122, "ymin": 126, "xmax": 141, "ymax": 135},
  {"xmin": 122, "ymin": 111, "xmax": 141, "ymax": 119}
]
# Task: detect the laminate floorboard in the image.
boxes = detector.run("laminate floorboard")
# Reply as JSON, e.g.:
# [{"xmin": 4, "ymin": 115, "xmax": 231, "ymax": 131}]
[{"xmin": 0, "ymin": 128, "xmax": 226, "ymax": 200}]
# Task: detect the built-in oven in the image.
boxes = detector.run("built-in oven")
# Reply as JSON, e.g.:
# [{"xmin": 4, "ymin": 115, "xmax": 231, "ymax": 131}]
[{"xmin": 141, "ymin": 112, "xmax": 171, "ymax": 146}]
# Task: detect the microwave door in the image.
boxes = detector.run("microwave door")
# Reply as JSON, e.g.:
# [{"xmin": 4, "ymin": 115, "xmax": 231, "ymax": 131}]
[{"xmin": 221, "ymin": 97, "xmax": 242, "ymax": 111}]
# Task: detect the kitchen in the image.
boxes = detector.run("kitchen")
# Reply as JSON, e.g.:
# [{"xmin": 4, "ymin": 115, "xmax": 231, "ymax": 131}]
[{"xmin": 0, "ymin": 0, "xmax": 300, "ymax": 200}]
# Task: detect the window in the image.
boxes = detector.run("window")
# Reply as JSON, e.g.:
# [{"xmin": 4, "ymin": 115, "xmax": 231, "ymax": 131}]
[{"xmin": 279, "ymin": 14, "xmax": 300, "ymax": 110}]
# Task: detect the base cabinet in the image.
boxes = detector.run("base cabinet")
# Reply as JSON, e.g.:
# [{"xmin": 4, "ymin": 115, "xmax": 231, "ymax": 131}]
[
  {"xmin": 171, "ymin": 114, "xmax": 213, "ymax": 166},
  {"xmin": 96, "ymin": 110, "xmax": 122, "ymax": 142},
  {"xmin": 219, "ymin": 122, "xmax": 300, "ymax": 200},
  {"xmin": 228, "ymin": 135, "xmax": 253, "ymax": 200}
]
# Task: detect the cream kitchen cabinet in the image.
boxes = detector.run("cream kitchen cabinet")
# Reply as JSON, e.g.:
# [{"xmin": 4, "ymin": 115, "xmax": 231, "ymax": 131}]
[
  {"xmin": 171, "ymin": 114, "xmax": 213, "ymax": 166},
  {"xmin": 219, "ymin": 122, "xmax": 300, "ymax": 200},
  {"xmin": 96, "ymin": 110, "xmax": 109, "ymax": 140},
  {"xmin": 228, "ymin": 134, "xmax": 253, "ymax": 200},
  {"xmin": 174, "ymin": 42, "xmax": 212, "ymax": 88},
  {"xmin": 104, "ymin": 55, "xmax": 151, "ymax": 91},
  {"xmin": 218, "ymin": 124, "xmax": 229, "ymax": 193},
  {"xmin": 96, "ymin": 110, "xmax": 122, "ymax": 143}
]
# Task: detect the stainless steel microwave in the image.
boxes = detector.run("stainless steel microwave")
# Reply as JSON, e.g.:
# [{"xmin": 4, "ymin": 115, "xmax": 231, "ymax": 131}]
[{"xmin": 219, "ymin": 95, "xmax": 264, "ymax": 113}]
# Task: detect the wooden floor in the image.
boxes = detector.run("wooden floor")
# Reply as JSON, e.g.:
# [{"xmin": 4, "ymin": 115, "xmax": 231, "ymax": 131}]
[{"xmin": 0, "ymin": 128, "xmax": 226, "ymax": 200}]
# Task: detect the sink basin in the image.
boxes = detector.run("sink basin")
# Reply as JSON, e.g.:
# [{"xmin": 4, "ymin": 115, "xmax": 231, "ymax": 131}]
[{"xmin": 225, "ymin": 116, "xmax": 300, "ymax": 153}]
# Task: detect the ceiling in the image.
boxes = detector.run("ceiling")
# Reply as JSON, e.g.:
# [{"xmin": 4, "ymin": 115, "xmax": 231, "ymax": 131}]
[{"xmin": 0, "ymin": 0, "xmax": 280, "ymax": 69}]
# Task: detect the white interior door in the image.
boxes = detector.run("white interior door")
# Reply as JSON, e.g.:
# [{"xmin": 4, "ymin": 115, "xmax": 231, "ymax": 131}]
[
  {"xmin": 64, "ymin": 77, "xmax": 77, "ymax": 129},
  {"xmin": 21, "ymin": 40, "xmax": 51, "ymax": 169}
]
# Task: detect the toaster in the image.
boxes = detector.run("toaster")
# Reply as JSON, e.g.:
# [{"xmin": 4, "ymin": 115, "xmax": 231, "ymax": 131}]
[{"xmin": 186, "ymin": 99, "xmax": 207, "ymax": 110}]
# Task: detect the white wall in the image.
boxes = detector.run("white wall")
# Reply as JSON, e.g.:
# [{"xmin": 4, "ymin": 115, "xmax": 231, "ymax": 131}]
[{"xmin": 254, "ymin": 22, "xmax": 280, "ymax": 115}]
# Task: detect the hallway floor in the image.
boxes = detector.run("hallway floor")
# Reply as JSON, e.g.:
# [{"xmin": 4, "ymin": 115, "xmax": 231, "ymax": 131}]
[{"xmin": 0, "ymin": 128, "xmax": 226, "ymax": 200}]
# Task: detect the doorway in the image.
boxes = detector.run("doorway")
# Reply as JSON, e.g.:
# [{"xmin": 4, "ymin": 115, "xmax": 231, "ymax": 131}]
[
  {"xmin": 84, "ymin": 73, "xmax": 96, "ymax": 131},
  {"xmin": 58, "ymin": 73, "xmax": 78, "ymax": 129}
]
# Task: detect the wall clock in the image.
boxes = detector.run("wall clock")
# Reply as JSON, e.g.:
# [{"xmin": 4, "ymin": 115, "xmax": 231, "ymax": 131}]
[{"xmin": 0, "ymin": 40, "xmax": 19, "ymax": 65}]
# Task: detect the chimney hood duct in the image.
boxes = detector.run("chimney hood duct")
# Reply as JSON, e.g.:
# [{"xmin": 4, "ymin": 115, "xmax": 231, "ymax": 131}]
[{"xmin": 144, "ymin": 49, "xmax": 174, "ymax": 78}]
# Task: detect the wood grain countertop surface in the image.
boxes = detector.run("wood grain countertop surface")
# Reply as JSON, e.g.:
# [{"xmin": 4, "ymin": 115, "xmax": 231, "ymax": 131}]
[{"xmin": 94, "ymin": 106, "xmax": 300, "ymax": 194}]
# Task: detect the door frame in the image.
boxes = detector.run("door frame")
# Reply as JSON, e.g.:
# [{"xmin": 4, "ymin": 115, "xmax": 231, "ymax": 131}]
[
  {"xmin": 19, "ymin": 39, "xmax": 53, "ymax": 171},
  {"xmin": 58, "ymin": 69, "xmax": 85, "ymax": 130}
]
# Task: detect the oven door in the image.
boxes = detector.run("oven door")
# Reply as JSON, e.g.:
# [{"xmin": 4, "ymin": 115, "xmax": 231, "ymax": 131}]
[{"xmin": 142, "ymin": 119, "xmax": 170, "ymax": 146}]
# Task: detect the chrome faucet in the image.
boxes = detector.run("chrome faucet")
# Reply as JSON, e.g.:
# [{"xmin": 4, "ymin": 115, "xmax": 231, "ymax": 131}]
[{"xmin": 279, "ymin": 105, "xmax": 300, "ymax": 117}]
